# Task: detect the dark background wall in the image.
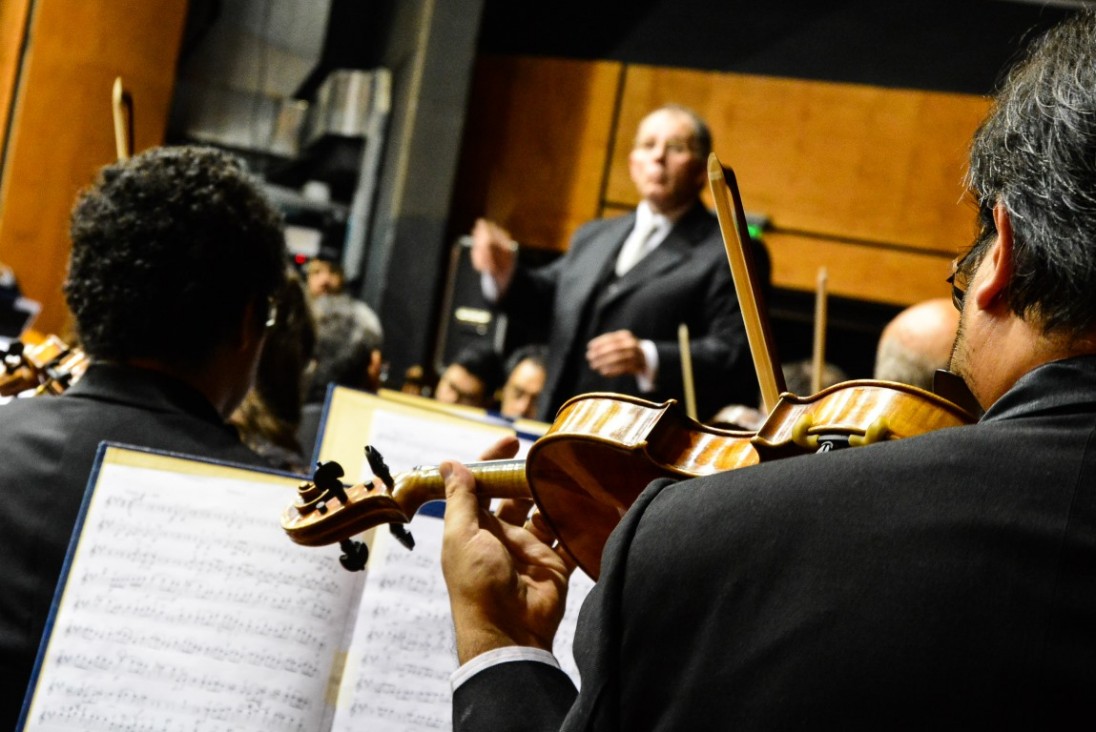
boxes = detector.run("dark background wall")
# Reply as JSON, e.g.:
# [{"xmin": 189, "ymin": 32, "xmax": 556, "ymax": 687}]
[{"xmin": 477, "ymin": 0, "xmax": 1074, "ymax": 94}]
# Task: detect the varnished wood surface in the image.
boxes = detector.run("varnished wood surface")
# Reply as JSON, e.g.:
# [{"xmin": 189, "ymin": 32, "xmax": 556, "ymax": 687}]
[
  {"xmin": 753, "ymin": 379, "xmax": 975, "ymax": 460},
  {"xmin": 609, "ymin": 66, "xmax": 989, "ymax": 253},
  {"xmin": 450, "ymin": 55, "xmax": 623, "ymax": 252},
  {"xmin": 0, "ymin": 0, "xmax": 187, "ymax": 337},
  {"xmin": 0, "ymin": 0, "xmax": 32, "ymax": 158},
  {"xmin": 528, "ymin": 393, "xmax": 759, "ymax": 577}
]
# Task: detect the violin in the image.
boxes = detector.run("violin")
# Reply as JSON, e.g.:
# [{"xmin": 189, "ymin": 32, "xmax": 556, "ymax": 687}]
[
  {"xmin": 1, "ymin": 334, "xmax": 89, "ymax": 398},
  {"xmin": 283, "ymin": 382, "xmax": 971, "ymax": 579},
  {"xmin": 281, "ymin": 154, "xmax": 978, "ymax": 579}
]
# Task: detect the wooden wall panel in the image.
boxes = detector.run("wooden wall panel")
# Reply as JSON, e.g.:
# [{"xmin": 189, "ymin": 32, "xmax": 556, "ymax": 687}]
[
  {"xmin": 0, "ymin": 0, "xmax": 188, "ymax": 337},
  {"xmin": 601, "ymin": 66, "xmax": 988, "ymax": 305},
  {"xmin": 608, "ymin": 66, "xmax": 990, "ymax": 257},
  {"xmin": 449, "ymin": 55, "xmax": 623, "ymax": 251},
  {"xmin": 0, "ymin": 0, "xmax": 32, "ymax": 157}
]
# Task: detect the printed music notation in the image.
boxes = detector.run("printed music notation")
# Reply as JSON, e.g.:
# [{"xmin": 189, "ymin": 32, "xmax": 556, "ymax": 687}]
[
  {"xmin": 312, "ymin": 388, "xmax": 593, "ymax": 732},
  {"xmin": 23, "ymin": 385, "xmax": 595, "ymax": 731},
  {"xmin": 327, "ymin": 515, "xmax": 593, "ymax": 732},
  {"xmin": 22, "ymin": 453, "xmax": 358, "ymax": 731}
]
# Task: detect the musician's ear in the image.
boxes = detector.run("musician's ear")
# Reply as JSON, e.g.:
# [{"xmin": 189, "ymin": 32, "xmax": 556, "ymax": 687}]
[{"xmin": 971, "ymin": 203, "xmax": 1013, "ymax": 311}]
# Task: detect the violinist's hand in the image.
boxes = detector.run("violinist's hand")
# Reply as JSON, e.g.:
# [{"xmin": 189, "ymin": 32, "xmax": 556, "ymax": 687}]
[
  {"xmin": 587, "ymin": 329, "xmax": 647, "ymax": 377},
  {"xmin": 470, "ymin": 217, "xmax": 518, "ymax": 288},
  {"xmin": 441, "ymin": 444, "xmax": 575, "ymax": 665}
]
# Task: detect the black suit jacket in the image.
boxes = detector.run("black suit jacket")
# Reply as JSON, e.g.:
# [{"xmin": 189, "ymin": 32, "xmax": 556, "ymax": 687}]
[
  {"xmin": 501, "ymin": 202, "xmax": 768, "ymax": 422},
  {"xmin": 454, "ymin": 356, "xmax": 1096, "ymax": 730},
  {"xmin": 0, "ymin": 363, "xmax": 268, "ymax": 728}
]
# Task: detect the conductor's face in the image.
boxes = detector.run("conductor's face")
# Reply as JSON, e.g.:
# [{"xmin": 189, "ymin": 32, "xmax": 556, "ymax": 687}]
[{"xmin": 629, "ymin": 109, "xmax": 705, "ymax": 214}]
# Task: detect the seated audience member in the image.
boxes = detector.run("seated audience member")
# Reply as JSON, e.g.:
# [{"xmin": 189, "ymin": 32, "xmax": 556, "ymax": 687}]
[
  {"xmin": 0, "ymin": 146, "xmax": 286, "ymax": 727},
  {"xmin": 439, "ymin": 11, "xmax": 1096, "ymax": 728},
  {"xmin": 298, "ymin": 292, "xmax": 384, "ymax": 456},
  {"xmin": 874, "ymin": 297, "xmax": 960, "ymax": 390},
  {"xmin": 305, "ymin": 257, "xmax": 348, "ymax": 297},
  {"xmin": 231, "ymin": 266, "xmax": 316, "ymax": 473},
  {"xmin": 400, "ymin": 363, "xmax": 434, "ymax": 397},
  {"xmin": 499, "ymin": 344, "xmax": 548, "ymax": 420},
  {"xmin": 304, "ymin": 293, "xmax": 384, "ymax": 405},
  {"xmin": 435, "ymin": 343, "xmax": 504, "ymax": 409}
]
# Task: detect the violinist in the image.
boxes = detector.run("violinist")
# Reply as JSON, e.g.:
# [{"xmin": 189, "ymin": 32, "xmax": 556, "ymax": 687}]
[
  {"xmin": 440, "ymin": 10, "xmax": 1096, "ymax": 729},
  {"xmin": 0, "ymin": 146, "xmax": 287, "ymax": 727}
]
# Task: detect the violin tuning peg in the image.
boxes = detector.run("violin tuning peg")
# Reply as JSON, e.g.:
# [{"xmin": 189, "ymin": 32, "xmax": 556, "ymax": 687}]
[
  {"xmin": 338, "ymin": 539, "xmax": 369, "ymax": 571},
  {"xmin": 363, "ymin": 442, "xmax": 394, "ymax": 488},
  {"xmin": 389, "ymin": 524, "xmax": 415, "ymax": 551},
  {"xmin": 365, "ymin": 445, "xmax": 395, "ymax": 490}
]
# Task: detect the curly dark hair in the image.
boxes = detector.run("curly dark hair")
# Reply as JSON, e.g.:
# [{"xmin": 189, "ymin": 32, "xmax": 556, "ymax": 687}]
[
  {"xmin": 64, "ymin": 145, "xmax": 286, "ymax": 367},
  {"xmin": 965, "ymin": 9, "xmax": 1096, "ymax": 337}
]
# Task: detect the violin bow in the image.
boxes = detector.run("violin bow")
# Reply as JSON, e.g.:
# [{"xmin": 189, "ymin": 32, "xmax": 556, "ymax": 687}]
[
  {"xmin": 811, "ymin": 266, "xmax": 828, "ymax": 393},
  {"xmin": 707, "ymin": 153, "xmax": 786, "ymax": 413},
  {"xmin": 112, "ymin": 76, "xmax": 134, "ymax": 161},
  {"xmin": 677, "ymin": 322, "xmax": 698, "ymax": 420}
]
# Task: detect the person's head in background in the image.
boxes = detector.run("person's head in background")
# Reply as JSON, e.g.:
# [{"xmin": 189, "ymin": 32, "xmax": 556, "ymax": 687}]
[
  {"xmin": 305, "ymin": 258, "xmax": 346, "ymax": 297},
  {"xmin": 306, "ymin": 293, "xmax": 384, "ymax": 404},
  {"xmin": 64, "ymin": 145, "xmax": 286, "ymax": 417},
  {"xmin": 231, "ymin": 266, "xmax": 316, "ymax": 471},
  {"xmin": 629, "ymin": 104, "xmax": 711, "ymax": 216},
  {"xmin": 874, "ymin": 297, "xmax": 960, "ymax": 391},
  {"xmin": 500, "ymin": 344, "xmax": 548, "ymax": 420},
  {"xmin": 435, "ymin": 343, "xmax": 504, "ymax": 409},
  {"xmin": 780, "ymin": 358, "xmax": 849, "ymax": 396}
]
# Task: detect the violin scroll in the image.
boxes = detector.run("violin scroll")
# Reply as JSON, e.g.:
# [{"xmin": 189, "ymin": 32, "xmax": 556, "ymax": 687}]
[{"xmin": 281, "ymin": 453, "xmax": 530, "ymax": 548}]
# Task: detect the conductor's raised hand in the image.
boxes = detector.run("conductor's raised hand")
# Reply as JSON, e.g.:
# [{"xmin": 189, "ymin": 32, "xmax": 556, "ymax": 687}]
[
  {"xmin": 470, "ymin": 217, "xmax": 518, "ymax": 285},
  {"xmin": 441, "ymin": 443, "xmax": 575, "ymax": 665}
]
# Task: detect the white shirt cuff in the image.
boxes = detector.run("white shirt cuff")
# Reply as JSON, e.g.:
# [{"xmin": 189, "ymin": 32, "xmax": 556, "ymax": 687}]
[
  {"xmin": 450, "ymin": 646, "xmax": 561, "ymax": 691},
  {"xmin": 480, "ymin": 271, "xmax": 501, "ymax": 303},
  {"xmin": 480, "ymin": 264, "xmax": 516, "ymax": 303},
  {"xmin": 636, "ymin": 339, "xmax": 658, "ymax": 392}
]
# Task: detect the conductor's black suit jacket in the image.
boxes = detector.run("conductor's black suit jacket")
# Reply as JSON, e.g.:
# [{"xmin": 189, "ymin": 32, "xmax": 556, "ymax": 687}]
[
  {"xmin": 500, "ymin": 202, "xmax": 767, "ymax": 422},
  {"xmin": 0, "ymin": 363, "xmax": 269, "ymax": 729},
  {"xmin": 454, "ymin": 356, "xmax": 1096, "ymax": 730}
]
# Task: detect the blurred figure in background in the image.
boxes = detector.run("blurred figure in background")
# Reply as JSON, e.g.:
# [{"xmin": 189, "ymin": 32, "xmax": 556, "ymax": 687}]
[
  {"xmin": 874, "ymin": 297, "xmax": 959, "ymax": 390},
  {"xmin": 499, "ymin": 344, "xmax": 548, "ymax": 420},
  {"xmin": 470, "ymin": 104, "xmax": 768, "ymax": 422},
  {"xmin": 230, "ymin": 267, "xmax": 315, "ymax": 473},
  {"xmin": 435, "ymin": 343, "xmax": 504, "ymax": 410},
  {"xmin": 298, "ymin": 292, "xmax": 385, "ymax": 457},
  {"xmin": 305, "ymin": 257, "xmax": 347, "ymax": 297},
  {"xmin": 781, "ymin": 358, "xmax": 848, "ymax": 396}
]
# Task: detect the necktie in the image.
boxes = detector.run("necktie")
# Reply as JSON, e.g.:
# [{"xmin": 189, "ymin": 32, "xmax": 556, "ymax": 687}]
[{"xmin": 615, "ymin": 220, "xmax": 660, "ymax": 276}]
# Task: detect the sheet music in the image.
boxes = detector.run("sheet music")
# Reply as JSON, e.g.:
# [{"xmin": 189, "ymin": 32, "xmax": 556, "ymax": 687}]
[
  {"xmin": 358, "ymin": 408, "xmax": 511, "ymax": 481},
  {"xmin": 331, "ymin": 516, "xmax": 593, "ymax": 732},
  {"xmin": 22, "ymin": 455, "xmax": 362, "ymax": 732},
  {"xmin": 319, "ymin": 401, "xmax": 593, "ymax": 731}
]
